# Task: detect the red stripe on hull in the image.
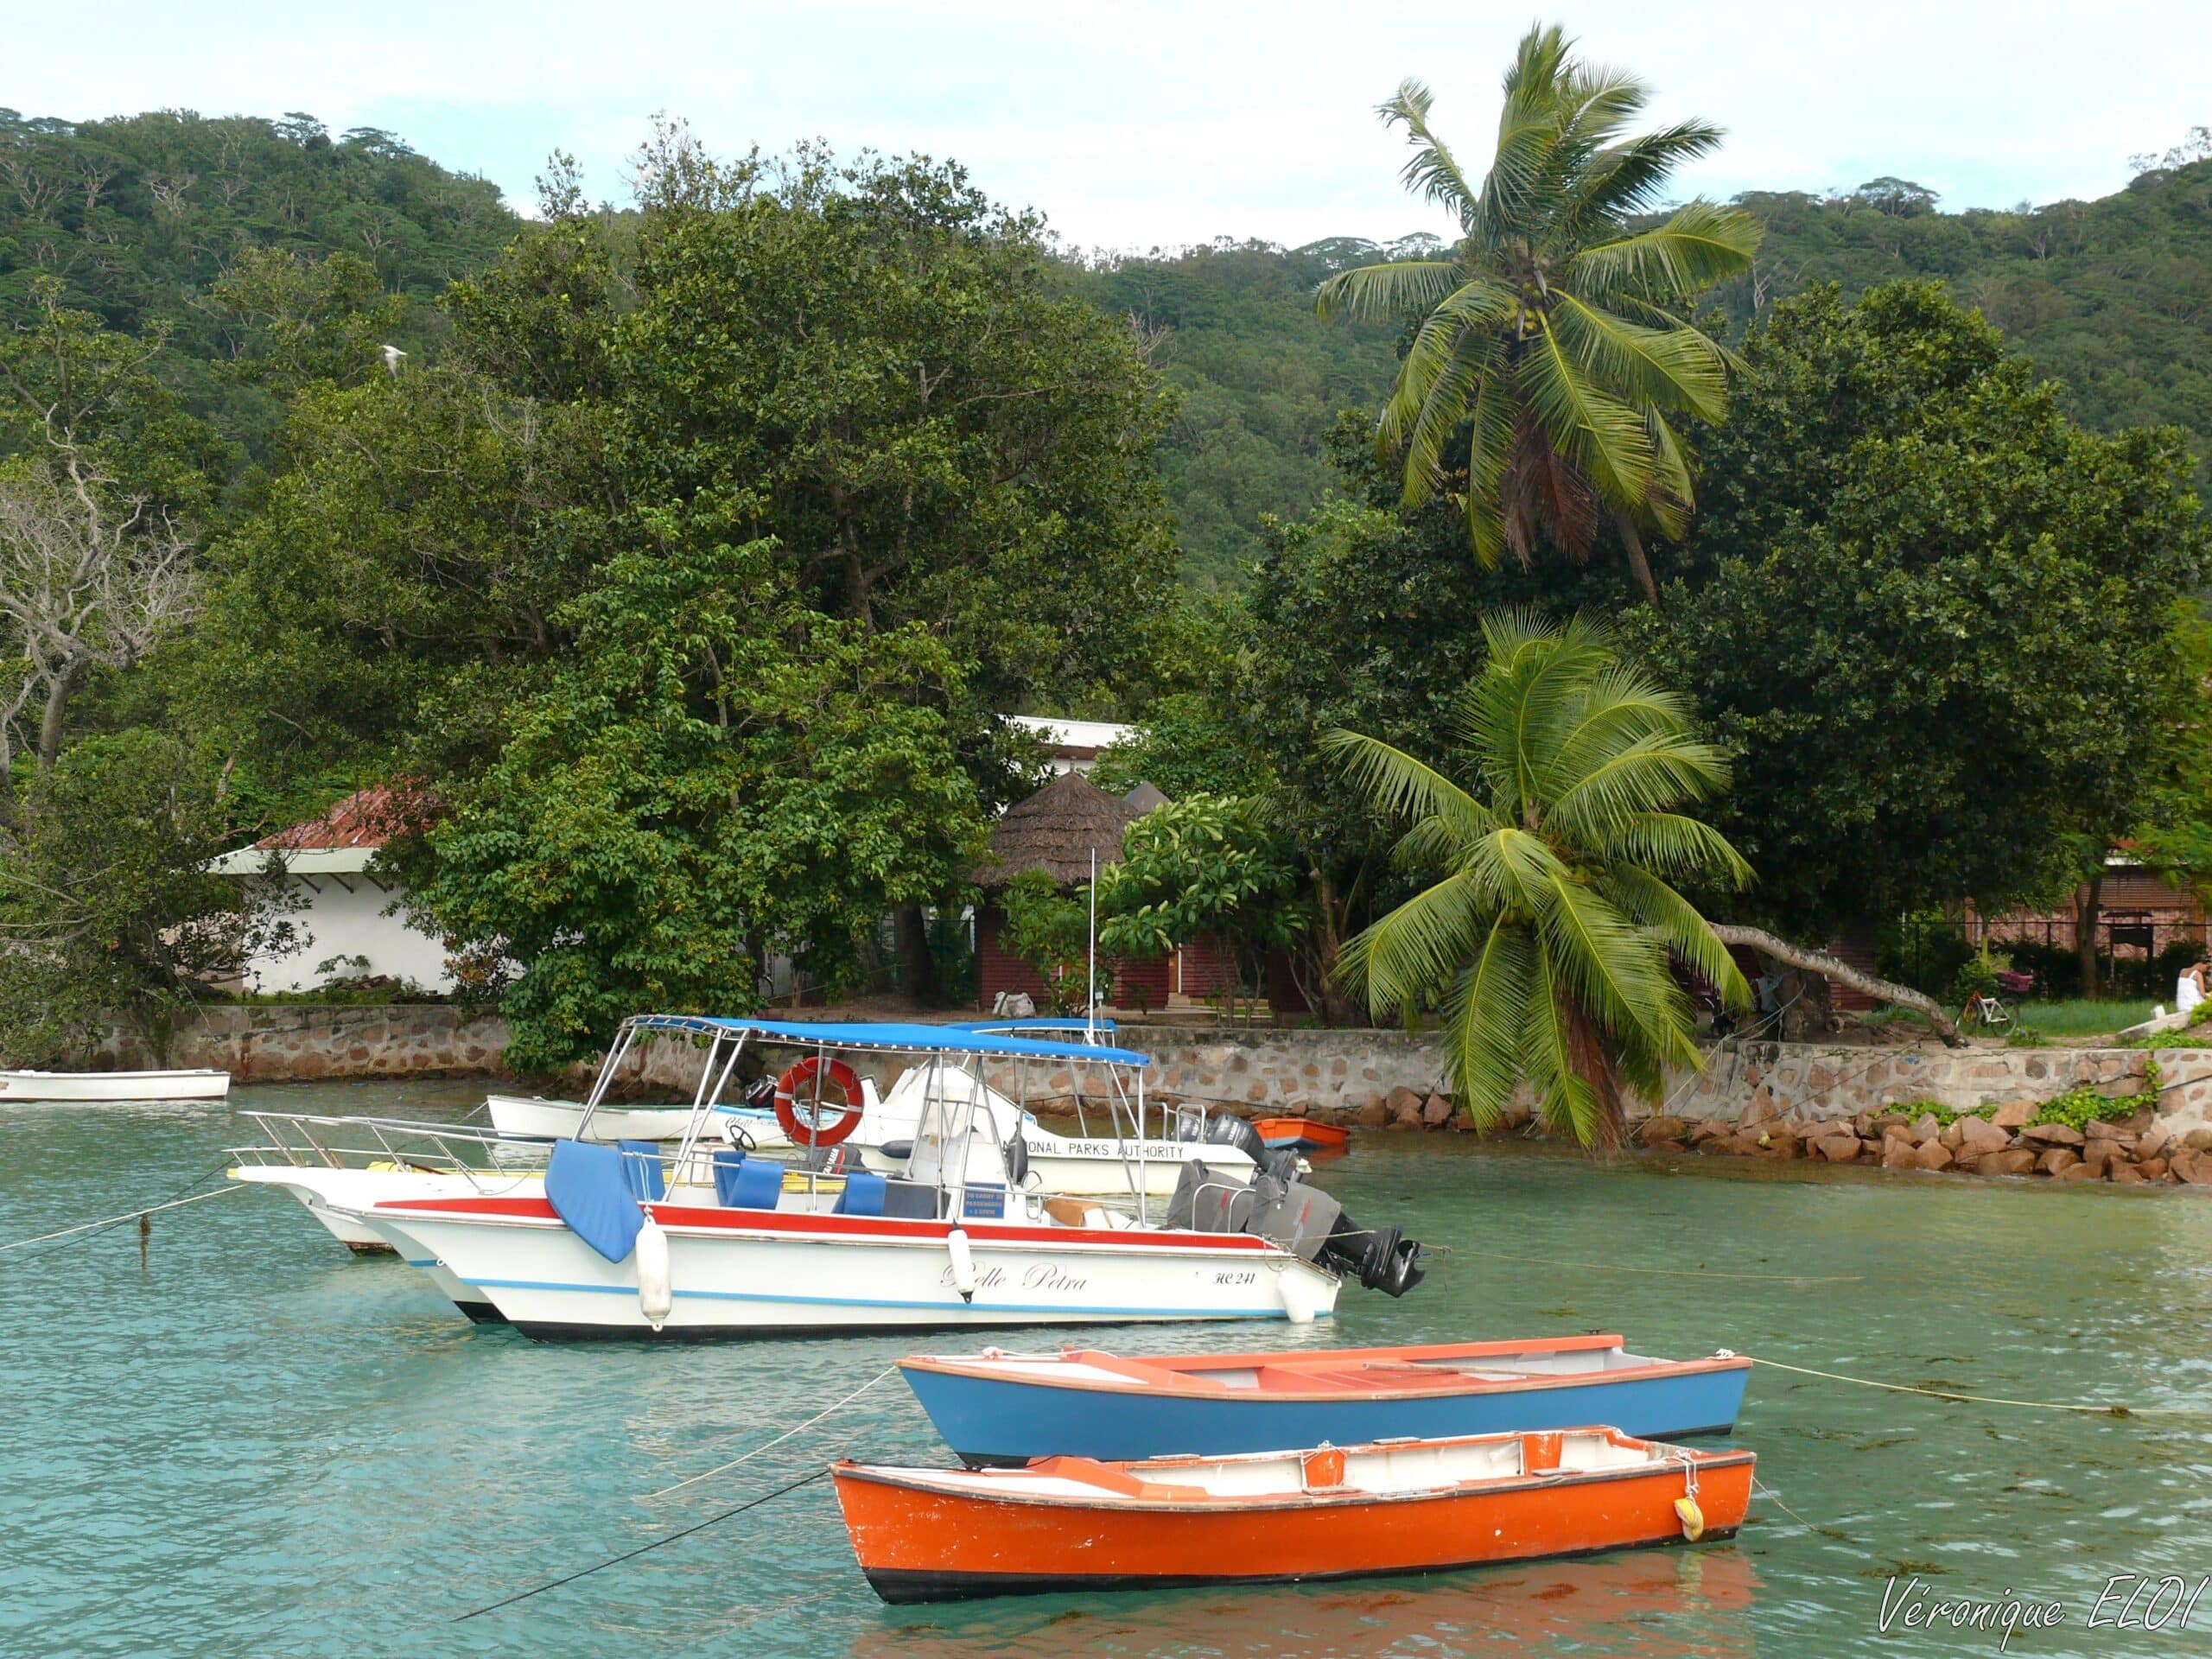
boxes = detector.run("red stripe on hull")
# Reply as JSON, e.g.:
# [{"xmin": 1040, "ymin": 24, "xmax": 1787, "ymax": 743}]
[{"xmin": 371, "ymin": 1193, "xmax": 1281, "ymax": 1251}]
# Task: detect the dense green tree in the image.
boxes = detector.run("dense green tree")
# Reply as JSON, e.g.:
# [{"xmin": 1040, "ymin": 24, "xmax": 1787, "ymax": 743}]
[
  {"xmin": 1097, "ymin": 793, "xmax": 1304, "ymax": 1020},
  {"xmin": 1316, "ymin": 26, "xmax": 1759, "ymax": 601},
  {"xmin": 395, "ymin": 539, "xmax": 986, "ymax": 1070},
  {"xmin": 1637, "ymin": 282, "xmax": 2212, "ymax": 944},
  {"xmin": 1332, "ymin": 613, "xmax": 1750, "ymax": 1144},
  {"xmin": 0, "ymin": 730, "xmax": 296, "ymax": 1063}
]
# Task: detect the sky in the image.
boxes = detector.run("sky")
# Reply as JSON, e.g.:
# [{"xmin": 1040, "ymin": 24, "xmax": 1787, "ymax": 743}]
[{"xmin": 10, "ymin": 2, "xmax": 2210, "ymax": 249}]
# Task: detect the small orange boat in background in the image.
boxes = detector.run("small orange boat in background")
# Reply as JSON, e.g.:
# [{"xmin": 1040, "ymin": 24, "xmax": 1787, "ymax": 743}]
[
  {"xmin": 832, "ymin": 1427, "xmax": 1752, "ymax": 1603},
  {"xmin": 1253, "ymin": 1116, "xmax": 1351, "ymax": 1153}
]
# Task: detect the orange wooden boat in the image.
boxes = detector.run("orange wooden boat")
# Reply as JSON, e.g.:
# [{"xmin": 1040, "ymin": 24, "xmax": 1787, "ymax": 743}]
[
  {"xmin": 831, "ymin": 1426, "xmax": 1753, "ymax": 1603},
  {"xmin": 1252, "ymin": 1116, "xmax": 1351, "ymax": 1152}
]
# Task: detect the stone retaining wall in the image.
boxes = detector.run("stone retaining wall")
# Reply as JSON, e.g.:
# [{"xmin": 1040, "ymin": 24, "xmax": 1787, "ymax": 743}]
[{"xmin": 83, "ymin": 1004, "xmax": 2212, "ymax": 1141}]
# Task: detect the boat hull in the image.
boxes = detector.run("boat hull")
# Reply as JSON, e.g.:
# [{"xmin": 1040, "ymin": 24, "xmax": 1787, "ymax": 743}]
[
  {"xmin": 484, "ymin": 1095, "xmax": 790, "ymax": 1147},
  {"xmin": 1253, "ymin": 1117, "xmax": 1349, "ymax": 1153},
  {"xmin": 358, "ymin": 1196, "xmax": 1338, "ymax": 1339},
  {"xmin": 833, "ymin": 1440, "xmax": 1753, "ymax": 1603},
  {"xmin": 903, "ymin": 1344, "xmax": 1750, "ymax": 1464},
  {"xmin": 1, "ymin": 1068, "xmax": 230, "ymax": 1102}
]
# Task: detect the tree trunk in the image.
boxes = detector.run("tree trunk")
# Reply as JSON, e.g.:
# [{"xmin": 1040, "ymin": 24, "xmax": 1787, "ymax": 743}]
[
  {"xmin": 37, "ymin": 663, "xmax": 79, "ymax": 770},
  {"xmin": 1614, "ymin": 512, "xmax": 1660, "ymax": 608},
  {"xmin": 1709, "ymin": 923, "xmax": 1965, "ymax": 1046},
  {"xmin": 2076, "ymin": 872, "xmax": 2102, "ymax": 1001},
  {"xmin": 892, "ymin": 902, "xmax": 941, "ymax": 1008}
]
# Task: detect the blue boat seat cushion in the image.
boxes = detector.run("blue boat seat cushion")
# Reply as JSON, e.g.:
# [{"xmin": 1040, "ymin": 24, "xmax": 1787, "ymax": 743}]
[
  {"xmin": 833, "ymin": 1170, "xmax": 887, "ymax": 1217},
  {"xmin": 543, "ymin": 1139, "xmax": 645, "ymax": 1263},
  {"xmin": 711, "ymin": 1147, "xmax": 785, "ymax": 1211}
]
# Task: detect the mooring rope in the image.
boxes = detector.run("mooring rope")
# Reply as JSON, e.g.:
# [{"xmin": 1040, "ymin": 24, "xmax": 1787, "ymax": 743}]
[
  {"xmin": 639, "ymin": 1364, "xmax": 900, "ymax": 1502},
  {"xmin": 1748, "ymin": 1354, "xmax": 2206, "ymax": 1416},
  {"xmin": 453, "ymin": 1468, "xmax": 830, "ymax": 1622},
  {"xmin": 0, "ymin": 1160, "xmax": 244, "ymax": 1258},
  {"xmin": 1453, "ymin": 1246, "xmax": 1859, "ymax": 1284}
]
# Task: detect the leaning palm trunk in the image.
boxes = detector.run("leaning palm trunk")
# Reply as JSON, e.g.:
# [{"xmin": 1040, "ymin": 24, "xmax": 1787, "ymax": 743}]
[{"xmin": 1330, "ymin": 612, "xmax": 1751, "ymax": 1147}]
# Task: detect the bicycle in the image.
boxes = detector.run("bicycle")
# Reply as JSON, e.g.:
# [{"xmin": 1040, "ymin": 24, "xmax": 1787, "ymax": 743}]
[{"xmin": 1961, "ymin": 992, "xmax": 2012, "ymax": 1032}]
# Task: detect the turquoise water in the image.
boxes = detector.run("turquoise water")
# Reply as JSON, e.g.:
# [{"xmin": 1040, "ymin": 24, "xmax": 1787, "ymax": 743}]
[{"xmin": 5, "ymin": 1080, "xmax": 2212, "ymax": 1657}]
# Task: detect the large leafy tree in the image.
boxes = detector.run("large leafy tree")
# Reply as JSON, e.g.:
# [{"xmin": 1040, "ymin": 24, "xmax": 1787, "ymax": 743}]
[
  {"xmin": 1330, "ymin": 613, "xmax": 1749, "ymax": 1146},
  {"xmin": 0, "ymin": 730, "xmax": 298, "ymax": 1064},
  {"xmin": 1638, "ymin": 282, "xmax": 2212, "ymax": 950},
  {"xmin": 395, "ymin": 539, "xmax": 986, "ymax": 1071},
  {"xmin": 1315, "ymin": 26, "xmax": 1760, "ymax": 602}
]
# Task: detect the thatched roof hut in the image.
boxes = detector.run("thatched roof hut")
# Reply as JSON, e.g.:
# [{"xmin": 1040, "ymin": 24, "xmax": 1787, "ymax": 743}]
[{"xmin": 977, "ymin": 770, "xmax": 1142, "ymax": 890}]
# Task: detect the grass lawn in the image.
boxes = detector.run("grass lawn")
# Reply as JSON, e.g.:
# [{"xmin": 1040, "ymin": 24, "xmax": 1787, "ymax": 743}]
[{"xmin": 2006, "ymin": 998, "xmax": 2154, "ymax": 1038}]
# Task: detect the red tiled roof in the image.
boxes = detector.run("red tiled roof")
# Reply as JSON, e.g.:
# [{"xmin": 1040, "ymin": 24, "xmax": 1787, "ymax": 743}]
[{"xmin": 253, "ymin": 785, "xmax": 435, "ymax": 851}]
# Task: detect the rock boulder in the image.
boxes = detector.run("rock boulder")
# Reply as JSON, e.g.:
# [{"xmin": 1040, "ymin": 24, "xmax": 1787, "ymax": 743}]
[
  {"xmin": 1955, "ymin": 1116, "xmax": 2013, "ymax": 1158},
  {"xmin": 1992, "ymin": 1099, "xmax": 2039, "ymax": 1130},
  {"xmin": 2022, "ymin": 1123, "xmax": 2084, "ymax": 1147}
]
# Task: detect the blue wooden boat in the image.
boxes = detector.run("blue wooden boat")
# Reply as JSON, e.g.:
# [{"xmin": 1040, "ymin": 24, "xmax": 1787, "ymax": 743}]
[{"xmin": 899, "ymin": 1335, "xmax": 1751, "ymax": 1466}]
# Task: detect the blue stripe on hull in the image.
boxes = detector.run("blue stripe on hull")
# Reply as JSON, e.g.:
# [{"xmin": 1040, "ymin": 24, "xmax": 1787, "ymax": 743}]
[{"xmin": 902, "ymin": 1367, "xmax": 1748, "ymax": 1465}]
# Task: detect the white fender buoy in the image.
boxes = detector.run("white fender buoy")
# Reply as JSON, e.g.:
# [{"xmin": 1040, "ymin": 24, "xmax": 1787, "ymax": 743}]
[
  {"xmin": 947, "ymin": 1226, "xmax": 976, "ymax": 1303},
  {"xmin": 636, "ymin": 1215, "xmax": 672, "ymax": 1331},
  {"xmin": 1279, "ymin": 1265, "xmax": 1322, "ymax": 1325}
]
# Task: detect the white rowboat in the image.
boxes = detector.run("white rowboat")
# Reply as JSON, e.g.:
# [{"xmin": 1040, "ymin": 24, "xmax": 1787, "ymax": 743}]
[{"xmin": 0, "ymin": 1068, "xmax": 231, "ymax": 1103}]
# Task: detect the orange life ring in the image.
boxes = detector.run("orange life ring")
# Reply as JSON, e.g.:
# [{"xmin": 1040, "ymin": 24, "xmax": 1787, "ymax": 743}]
[{"xmin": 774, "ymin": 1055, "xmax": 864, "ymax": 1147}]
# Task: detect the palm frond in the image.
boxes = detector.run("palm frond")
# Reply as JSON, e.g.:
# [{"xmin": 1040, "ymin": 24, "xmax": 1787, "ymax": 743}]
[
  {"xmin": 1322, "ymin": 728, "xmax": 1493, "ymax": 840},
  {"xmin": 1516, "ymin": 318, "xmax": 1655, "ymax": 508},
  {"xmin": 1520, "ymin": 944, "xmax": 1603, "ymax": 1142},
  {"xmin": 1459, "ymin": 359, "xmax": 1515, "ymax": 568},
  {"xmin": 1600, "ymin": 864, "xmax": 1751, "ymax": 1009},
  {"xmin": 1567, "ymin": 200, "xmax": 1762, "ymax": 302},
  {"xmin": 1548, "ymin": 294, "xmax": 1729, "ymax": 422},
  {"xmin": 1439, "ymin": 918, "xmax": 1534, "ymax": 1123},
  {"xmin": 1602, "ymin": 810, "xmax": 1754, "ymax": 887},
  {"xmin": 1537, "ymin": 870, "xmax": 1683, "ymax": 1055},
  {"xmin": 1566, "ymin": 123, "xmax": 1727, "ymax": 226},
  {"xmin": 1378, "ymin": 79, "xmax": 1482, "ymax": 225},
  {"xmin": 1338, "ymin": 870, "xmax": 1485, "ymax": 1018},
  {"xmin": 1401, "ymin": 327, "xmax": 1505, "ymax": 505},
  {"xmin": 1314, "ymin": 260, "xmax": 1471, "ymax": 324}
]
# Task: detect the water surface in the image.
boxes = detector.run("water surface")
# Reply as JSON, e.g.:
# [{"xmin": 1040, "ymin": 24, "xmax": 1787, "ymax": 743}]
[{"xmin": 3, "ymin": 1079, "xmax": 2209, "ymax": 1656}]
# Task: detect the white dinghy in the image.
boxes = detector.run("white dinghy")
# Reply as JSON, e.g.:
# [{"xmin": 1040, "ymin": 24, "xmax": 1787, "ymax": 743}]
[
  {"xmin": 340, "ymin": 1015, "xmax": 1428, "ymax": 1340},
  {"xmin": 0, "ymin": 1068, "xmax": 231, "ymax": 1103}
]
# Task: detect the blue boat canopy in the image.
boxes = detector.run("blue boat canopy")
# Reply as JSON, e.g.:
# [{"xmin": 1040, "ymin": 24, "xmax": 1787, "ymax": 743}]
[{"xmin": 618, "ymin": 1014, "xmax": 1148, "ymax": 1068}]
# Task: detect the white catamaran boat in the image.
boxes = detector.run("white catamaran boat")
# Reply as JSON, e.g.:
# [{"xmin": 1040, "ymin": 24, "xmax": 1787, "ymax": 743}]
[
  {"xmin": 331, "ymin": 1015, "xmax": 1427, "ymax": 1340},
  {"xmin": 0, "ymin": 1068, "xmax": 231, "ymax": 1103}
]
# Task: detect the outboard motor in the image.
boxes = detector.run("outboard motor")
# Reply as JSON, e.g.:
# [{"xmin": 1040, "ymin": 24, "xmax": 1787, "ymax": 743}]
[
  {"xmin": 1318, "ymin": 1212, "xmax": 1427, "ymax": 1298},
  {"xmin": 1204, "ymin": 1112, "xmax": 1269, "ymax": 1166}
]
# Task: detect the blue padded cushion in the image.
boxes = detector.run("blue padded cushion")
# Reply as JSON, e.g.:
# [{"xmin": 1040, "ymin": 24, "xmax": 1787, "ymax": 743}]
[
  {"xmin": 723, "ymin": 1157, "xmax": 785, "ymax": 1211},
  {"xmin": 833, "ymin": 1170, "xmax": 887, "ymax": 1217},
  {"xmin": 543, "ymin": 1139, "xmax": 642, "ymax": 1264},
  {"xmin": 618, "ymin": 1140, "xmax": 667, "ymax": 1202},
  {"xmin": 712, "ymin": 1147, "xmax": 748, "ymax": 1208}
]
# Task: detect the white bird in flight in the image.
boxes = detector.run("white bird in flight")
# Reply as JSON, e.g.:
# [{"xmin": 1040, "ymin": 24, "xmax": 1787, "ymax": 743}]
[{"xmin": 380, "ymin": 344, "xmax": 407, "ymax": 375}]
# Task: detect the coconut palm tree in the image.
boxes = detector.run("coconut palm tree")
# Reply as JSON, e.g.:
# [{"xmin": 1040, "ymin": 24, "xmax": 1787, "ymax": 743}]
[
  {"xmin": 1316, "ymin": 26, "xmax": 1761, "ymax": 604},
  {"xmin": 1327, "ymin": 612, "xmax": 1751, "ymax": 1146}
]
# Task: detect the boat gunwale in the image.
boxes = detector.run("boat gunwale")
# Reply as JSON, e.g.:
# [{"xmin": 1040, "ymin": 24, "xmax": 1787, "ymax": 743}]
[
  {"xmin": 830, "ymin": 1438, "xmax": 1755, "ymax": 1516},
  {"xmin": 900, "ymin": 1338, "xmax": 1751, "ymax": 1402}
]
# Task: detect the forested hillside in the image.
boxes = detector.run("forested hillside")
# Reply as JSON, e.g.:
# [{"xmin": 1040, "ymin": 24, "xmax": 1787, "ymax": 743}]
[
  {"xmin": 1065, "ymin": 239, "xmax": 1415, "ymax": 588},
  {"xmin": 3, "ymin": 106, "xmax": 2207, "ymax": 579},
  {"xmin": 1709, "ymin": 158, "xmax": 2212, "ymax": 488},
  {"xmin": 0, "ymin": 109, "xmax": 518, "ymax": 462}
]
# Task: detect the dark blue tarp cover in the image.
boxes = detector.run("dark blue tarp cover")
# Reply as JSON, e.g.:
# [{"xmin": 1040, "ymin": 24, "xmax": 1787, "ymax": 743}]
[
  {"xmin": 544, "ymin": 1139, "xmax": 643, "ymax": 1263},
  {"xmin": 617, "ymin": 1140, "xmax": 667, "ymax": 1202}
]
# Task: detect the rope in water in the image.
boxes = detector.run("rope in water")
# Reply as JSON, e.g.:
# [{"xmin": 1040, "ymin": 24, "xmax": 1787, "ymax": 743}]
[
  {"xmin": 1452, "ymin": 1246, "xmax": 1859, "ymax": 1284},
  {"xmin": 1749, "ymin": 1354, "xmax": 2204, "ymax": 1416},
  {"xmin": 0, "ymin": 1161, "xmax": 244, "ymax": 1257},
  {"xmin": 639, "ymin": 1365, "xmax": 900, "ymax": 1502},
  {"xmin": 452, "ymin": 1468, "xmax": 830, "ymax": 1622}
]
